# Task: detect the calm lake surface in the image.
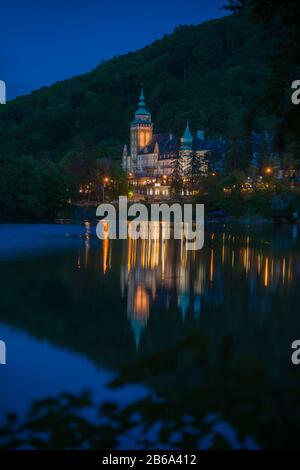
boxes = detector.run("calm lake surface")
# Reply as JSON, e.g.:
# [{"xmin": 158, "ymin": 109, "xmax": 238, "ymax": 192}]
[{"xmin": 0, "ymin": 222, "xmax": 300, "ymax": 449}]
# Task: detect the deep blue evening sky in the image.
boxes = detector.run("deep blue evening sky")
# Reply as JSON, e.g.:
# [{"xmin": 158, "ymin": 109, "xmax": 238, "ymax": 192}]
[{"xmin": 1, "ymin": 0, "xmax": 227, "ymax": 100}]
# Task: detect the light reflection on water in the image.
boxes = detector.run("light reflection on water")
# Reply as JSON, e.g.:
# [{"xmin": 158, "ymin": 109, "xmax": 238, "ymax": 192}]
[
  {"xmin": 79, "ymin": 222, "xmax": 300, "ymax": 348},
  {"xmin": 0, "ymin": 222, "xmax": 300, "ymax": 449}
]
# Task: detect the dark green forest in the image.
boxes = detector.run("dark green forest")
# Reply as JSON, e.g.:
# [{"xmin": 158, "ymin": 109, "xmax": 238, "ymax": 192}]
[
  {"xmin": 0, "ymin": 12, "xmax": 273, "ymax": 161},
  {"xmin": 1, "ymin": 4, "xmax": 299, "ymax": 221}
]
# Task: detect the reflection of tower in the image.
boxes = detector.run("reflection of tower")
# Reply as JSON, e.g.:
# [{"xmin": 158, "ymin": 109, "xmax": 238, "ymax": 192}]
[
  {"xmin": 131, "ymin": 319, "xmax": 144, "ymax": 350},
  {"xmin": 134, "ymin": 285, "xmax": 150, "ymax": 319},
  {"xmin": 177, "ymin": 238, "xmax": 190, "ymax": 320},
  {"xmin": 131, "ymin": 285, "xmax": 150, "ymax": 349},
  {"xmin": 127, "ymin": 275, "xmax": 150, "ymax": 349},
  {"xmin": 121, "ymin": 234, "xmax": 158, "ymax": 349},
  {"xmin": 120, "ymin": 228, "xmax": 209, "ymax": 347}
]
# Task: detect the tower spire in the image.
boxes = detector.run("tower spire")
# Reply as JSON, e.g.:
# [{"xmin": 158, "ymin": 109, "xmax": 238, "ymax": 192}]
[
  {"xmin": 133, "ymin": 85, "xmax": 151, "ymax": 121},
  {"xmin": 180, "ymin": 121, "xmax": 193, "ymax": 150},
  {"xmin": 138, "ymin": 84, "xmax": 145, "ymax": 108}
]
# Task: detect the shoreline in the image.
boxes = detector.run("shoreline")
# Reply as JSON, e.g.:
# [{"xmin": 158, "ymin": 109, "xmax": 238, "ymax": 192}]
[
  {"xmin": 0, "ymin": 216, "xmax": 288, "ymax": 226},
  {"xmin": 1, "ymin": 203, "xmax": 298, "ymax": 227}
]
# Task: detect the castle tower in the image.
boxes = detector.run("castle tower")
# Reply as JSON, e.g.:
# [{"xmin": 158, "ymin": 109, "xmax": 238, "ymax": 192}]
[{"xmin": 130, "ymin": 87, "xmax": 153, "ymax": 169}]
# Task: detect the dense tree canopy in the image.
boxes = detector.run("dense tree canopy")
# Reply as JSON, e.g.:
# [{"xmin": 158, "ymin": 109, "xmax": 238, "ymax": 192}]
[
  {"xmin": 0, "ymin": 12, "xmax": 274, "ymax": 162},
  {"xmin": 225, "ymin": 0, "xmax": 300, "ymax": 149}
]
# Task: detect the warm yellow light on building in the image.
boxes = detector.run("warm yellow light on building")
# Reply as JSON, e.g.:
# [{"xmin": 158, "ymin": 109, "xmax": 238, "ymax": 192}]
[{"xmin": 138, "ymin": 129, "xmax": 151, "ymax": 148}]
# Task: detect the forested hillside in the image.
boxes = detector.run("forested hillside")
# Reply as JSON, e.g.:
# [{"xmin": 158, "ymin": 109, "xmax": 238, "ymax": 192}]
[{"xmin": 0, "ymin": 12, "xmax": 273, "ymax": 161}]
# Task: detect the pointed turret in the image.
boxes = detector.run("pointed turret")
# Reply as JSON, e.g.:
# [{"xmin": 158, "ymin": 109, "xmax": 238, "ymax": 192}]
[
  {"xmin": 180, "ymin": 121, "xmax": 193, "ymax": 150},
  {"xmin": 138, "ymin": 86, "xmax": 145, "ymax": 108},
  {"xmin": 134, "ymin": 85, "xmax": 151, "ymax": 122}
]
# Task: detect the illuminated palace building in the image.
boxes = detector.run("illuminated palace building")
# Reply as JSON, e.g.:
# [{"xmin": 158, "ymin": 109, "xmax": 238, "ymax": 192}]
[{"xmin": 122, "ymin": 88, "xmax": 220, "ymax": 197}]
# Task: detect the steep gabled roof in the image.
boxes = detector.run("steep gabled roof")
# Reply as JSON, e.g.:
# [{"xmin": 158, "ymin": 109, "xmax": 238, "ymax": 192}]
[{"xmin": 140, "ymin": 133, "xmax": 179, "ymax": 154}]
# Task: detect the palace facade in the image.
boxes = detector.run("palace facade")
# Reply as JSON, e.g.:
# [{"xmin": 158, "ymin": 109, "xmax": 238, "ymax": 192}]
[{"xmin": 122, "ymin": 88, "xmax": 226, "ymax": 197}]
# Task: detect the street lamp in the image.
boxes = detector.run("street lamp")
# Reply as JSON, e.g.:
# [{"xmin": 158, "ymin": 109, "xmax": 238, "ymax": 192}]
[{"xmin": 102, "ymin": 177, "xmax": 109, "ymax": 202}]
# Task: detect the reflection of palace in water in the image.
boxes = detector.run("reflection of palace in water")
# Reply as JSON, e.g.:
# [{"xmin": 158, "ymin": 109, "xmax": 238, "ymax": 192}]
[
  {"xmin": 120, "ymin": 223, "xmax": 206, "ymax": 347},
  {"xmin": 95, "ymin": 222, "xmax": 300, "ymax": 348}
]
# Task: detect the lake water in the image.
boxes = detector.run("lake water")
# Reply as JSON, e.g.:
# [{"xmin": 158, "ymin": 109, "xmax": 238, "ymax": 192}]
[{"xmin": 0, "ymin": 222, "xmax": 300, "ymax": 449}]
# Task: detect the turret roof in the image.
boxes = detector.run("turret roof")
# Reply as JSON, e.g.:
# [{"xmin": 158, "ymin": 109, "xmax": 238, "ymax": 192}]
[
  {"xmin": 134, "ymin": 86, "xmax": 151, "ymax": 118},
  {"xmin": 180, "ymin": 122, "xmax": 193, "ymax": 149}
]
